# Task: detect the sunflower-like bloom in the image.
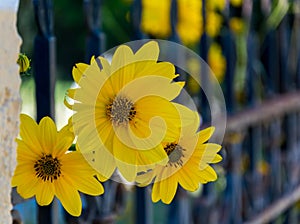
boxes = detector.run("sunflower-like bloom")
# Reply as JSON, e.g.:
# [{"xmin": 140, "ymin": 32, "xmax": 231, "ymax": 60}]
[
  {"xmin": 137, "ymin": 113, "xmax": 222, "ymax": 204},
  {"xmin": 208, "ymin": 43, "xmax": 226, "ymax": 83},
  {"xmin": 66, "ymin": 41, "xmax": 195, "ymax": 182},
  {"xmin": 12, "ymin": 114, "xmax": 104, "ymax": 217},
  {"xmin": 141, "ymin": 0, "xmax": 171, "ymax": 38}
]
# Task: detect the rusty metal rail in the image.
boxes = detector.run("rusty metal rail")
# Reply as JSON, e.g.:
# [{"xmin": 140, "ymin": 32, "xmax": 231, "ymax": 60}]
[
  {"xmin": 226, "ymin": 91, "xmax": 300, "ymax": 133},
  {"xmin": 244, "ymin": 185, "xmax": 300, "ymax": 224}
]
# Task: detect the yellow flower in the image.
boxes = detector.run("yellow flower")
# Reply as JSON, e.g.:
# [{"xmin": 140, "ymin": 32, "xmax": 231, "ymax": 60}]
[
  {"xmin": 177, "ymin": 0, "xmax": 203, "ymax": 45},
  {"xmin": 206, "ymin": 11, "xmax": 223, "ymax": 37},
  {"xmin": 12, "ymin": 114, "xmax": 104, "ymax": 217},
  {"xmin": 17, "ymin": 53, "xmax": 30, "ymax": 74},
  {"xmin": 141, "ymin": 0, "xmax": 171, "ymax": 38},
  {"xmin": 229, "ymin": 17, "xmax": 245, "ymax": 34},
  {"xmin": 208, "ymin": 43, "xmax": 226, "ymax": 83},
  {"xmin": 67, "ymin": 41, "xmax": 195, "ymax": 182},
  {"xmin": 137, "ymin": 114, "xmax": 222, "ymax": 204},
  {"xmin": 230, "ymin": 0, "xmax": 243, "ymax": 7},
  {"xmin": 206, "ymin": 0, "xmax": 226, "ymax": 11}
]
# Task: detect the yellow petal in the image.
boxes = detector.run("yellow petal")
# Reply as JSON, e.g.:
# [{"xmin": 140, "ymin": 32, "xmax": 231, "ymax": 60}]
[
  {"xmin": 151, "ymin": 181, "xmax": 161, "ymax": 203},
  {"xmin": 77, "ymin": 123, "xmax": 116, "ymax": 179},
  {"xmin": 38, "ymin": 117, "xmax": 58, "ymax": 154},
  {"xmin": 66, "ymin": 88, "xmax": 76, "ymax": 99},
  {"xmin": 198, "ymin": 143, "xmax": 222, "ymax": 169},
  {"xmin": 212, "ymin": 154, "xmax": 222, "ymax": 163},
  {"xmin": 113, "ymin": 135, "xmax": 138, "ymax": 182},
  {"xmin": 172, "ymin": 103, "xmax": 199, "ymax": 129},
  {"xmin": 137, "ymin": 96, "xmax": 178, "ymax": 122},
  {"xmin": 178, "ymin": 168, "xmax": 199, "ymax": 192},
  {"xmin": 61, "ymin": 151, "xmax": 94, "ymax": 174},
  {"xmin": 136, "ymin": 170, "xmax": 155, "ymax": 187},
  {"xmin": 159, "ymin": 174, "xmax": 178, "ymax": 204},
  {"xmin": 12, "ymin": 162, "xmax": 35, "ymax": 184},
  {"xmin": 111, "ymin": 44, "xmax": 135, "ymax": 75},
  {"xmin": 35, "ymin": 182, "xmax": 55, "ymax": 206},
  {"xmin": 16, "ymin": 139, "xmax": 40, "ymax": 161},
  {"xmin": 72, "ymin": 63, "xmax": 89, "ymax": 84},
  {"xmin": 55, "ymin": 178, "xmax": 82, "ymax": 217},
  {"xmin": 96, "ymin": 173, "xmax": 108, "ymax": 182},
  {"xmin": 134, "ymin": 41, "xmax": 159, "ymax": 62},
  {"xmin": 52, "ymin": 130, "xmax": 74, "ymax": 158},
  {"xmin": 137, "ymin": 145, "xmax": 168, "ymax": 166},
  {"xmin": 197, "ymin": 126, "xmax": 215, "ymax": 144},
  {"xmin": 63, "ymin": 97, "xmax": 73, "ymax": 110},
  {"xmin": 19, "ymin": 114, "xmax": 42, "ymax": 153},
  {"xmin": 14, "ymin": 173, "xmax": 39, "ymax": 198},
  {"xmin": 84, "ymin": 146, "xmax": 116, "ymax": 179},
  {"xmin": 76, "ymin": 126, "xmax": 116, "ymax": 179},
  {"xmin": 119, "ymin": 75, "xmax": 183, "ymax": 102},
  {"xmin": 135, "ymin": 61, "xmax": 177, "ymax": 80},
  {"xmin": 66, "ymin": 174, "xmax": 104, "ymax": 196},
  {"xmin": 113, "ymin": 123, "xmax": 168, "ymax": 166},
  {"xmin": 110, "ymin": 63, "xmax": 136, "ymax": 94},
  {"xmin": 197, "ymin": 166, "xmax": 217, "ymax": 183}
]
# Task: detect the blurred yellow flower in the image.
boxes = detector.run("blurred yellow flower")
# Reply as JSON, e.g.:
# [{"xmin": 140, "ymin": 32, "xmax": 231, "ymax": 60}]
[
  {"xmin": 177, "ymin": 0, "xmax": 203, "ymax": 45},
  {"xmin": 67, "ymin": 41, "xmax": 195, "ymax": 182},
  {"xmin": 12, "ymin": 114, "xmax": 104, "ymax": 217},
  {"xmin": 141, "ymin": 0, "xmax": 171, "ymax": 38},
  {"xmin": 206, "ymin": 0, "xmax": 226, "ymax": 11},
  {"xmin": 230, "ymin": 0, "xmax": 243, "ymax": 7},
  {"xmin": 208, "ymin": 43, "xmax": 226, "ymax": 82},
  {"xmin": 206, "ymin": 11, "xmax": 223, "ymax": 37},
  {"xmin": 186, "ymin": 58, "xmax": 201, "ymax": 94},
  {"xmin": 137, "ymin": 114, "xmax": 222, "ymax": 204},
  {"xmin": 229, "ymin": 17, "xmax": 245, "ymax": 34}
]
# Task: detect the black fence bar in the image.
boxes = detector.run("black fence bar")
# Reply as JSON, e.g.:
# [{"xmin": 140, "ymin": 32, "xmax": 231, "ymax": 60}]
[
  {"xmin": 84, "ymin": 0, "xmax": 105, "ymax": 60},
  {"xmin": 33, "ymin": 0, "xmax": 56, "ymax": 223}
]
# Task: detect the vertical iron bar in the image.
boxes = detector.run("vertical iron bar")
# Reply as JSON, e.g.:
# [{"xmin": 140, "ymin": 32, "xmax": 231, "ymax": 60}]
[
  {"xmin": 130, "ymin": 1, "xmax": 151, "ymax": 223},
  {"xmin": 193, "ymin": 1, "xmax": 216, "ymax": 222},
  {"xmin": 222, "ymin": 29, "xmax": 236, "ymax": 114},
  {"xmin": 169, "ymin": 0, "xmax": 180, "ymax": 43},
  {"xmin": 33, "ymin": 0, "xmax": 56, "ymax": 223},
  {"xmin": 84, "ymin": 0, "xmax": 105, "ymax": 60},
  {"xmin": 131, "ymin": 0, "xmax": 146, "ymax": 39},
  {"xmin": 136, "ymin": 187, "xmax": 152, "ymax": 224},
  {"xmin": 199, "ymin": 0, "xmax": 210, "ymax": 123}
]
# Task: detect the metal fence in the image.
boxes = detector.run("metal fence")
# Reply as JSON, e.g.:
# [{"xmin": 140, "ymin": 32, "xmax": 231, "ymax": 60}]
[{"xmin": 13, "ymin": 0, "xmax": 300, "ymax": 223}]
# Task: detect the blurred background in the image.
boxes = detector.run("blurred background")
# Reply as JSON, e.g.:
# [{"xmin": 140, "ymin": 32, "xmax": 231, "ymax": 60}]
[{"xmin": 14, "ymin": 0, "xmax": 300, "ymax": 223}]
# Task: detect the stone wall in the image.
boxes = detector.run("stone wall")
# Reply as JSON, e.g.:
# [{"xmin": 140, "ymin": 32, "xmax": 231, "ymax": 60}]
[{"xmin": 0, "ymin": 0, "xmax": 21, "ymax": 223}]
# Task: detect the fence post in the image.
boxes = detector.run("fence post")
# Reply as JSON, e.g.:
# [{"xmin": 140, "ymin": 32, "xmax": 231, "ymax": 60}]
[
  {"xmin": 84, "ymin": 0, "xmax": 105, "ymax": 60},
  {"xmin": 33, "ymin": 0, "xmax": 56, "ymax": 223}
]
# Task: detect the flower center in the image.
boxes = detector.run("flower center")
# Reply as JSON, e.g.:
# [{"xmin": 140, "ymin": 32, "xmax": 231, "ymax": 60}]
[
  {"xmin": 34, "ymin": 154, "xmax": 61, "ymax": 182},
  {"xmin": 106, "ymin": 96, "xmax": 136, "ymax": 125},
  {"xmin": 164, "ymin": 143, "xmax": 185, "ymax": 167}
]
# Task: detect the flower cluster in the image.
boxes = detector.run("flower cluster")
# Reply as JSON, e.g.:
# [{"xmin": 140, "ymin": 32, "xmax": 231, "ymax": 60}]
[
  {"xmin": 13, "ymin": 41, "xmax": 222, "ymax": 217},
  {"xmin": 66, "ymin": 41, "xmax": 222, "ymax": 203}
]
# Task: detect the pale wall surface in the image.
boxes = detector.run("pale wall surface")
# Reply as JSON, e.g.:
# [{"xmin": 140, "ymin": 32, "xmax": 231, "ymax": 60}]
[{"xmin": 0, "ymin": 0, "xmax": 22, "ymax": 223}]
